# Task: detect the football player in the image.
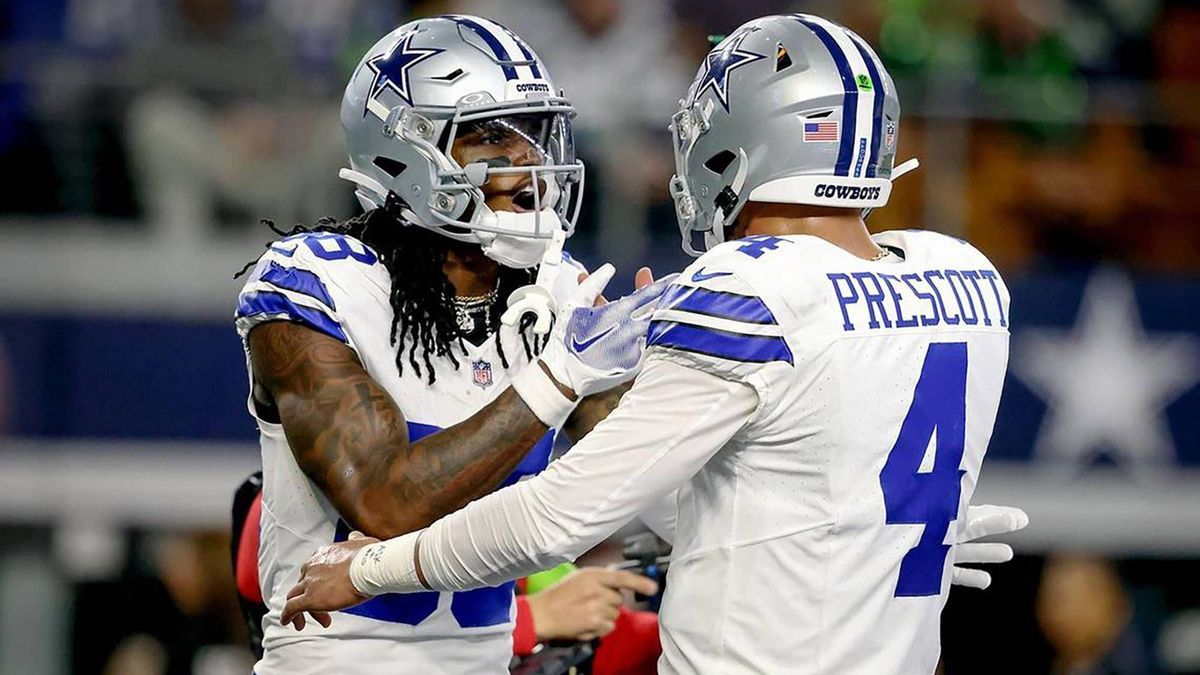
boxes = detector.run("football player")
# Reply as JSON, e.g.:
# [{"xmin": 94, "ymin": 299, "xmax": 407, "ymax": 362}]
[
  {"xmin": 235, "ymin": 15, "xmax": 663, "ymax": 675},
  {"xmin": 282, "ymin": 14, "xmax": 1029, "ymax": 675}
]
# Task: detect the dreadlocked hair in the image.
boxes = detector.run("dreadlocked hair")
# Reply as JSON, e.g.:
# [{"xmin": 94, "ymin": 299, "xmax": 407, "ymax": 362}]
[{"xmin": 236, "ymin": 208, "xmax": 550, "ymax": 385}]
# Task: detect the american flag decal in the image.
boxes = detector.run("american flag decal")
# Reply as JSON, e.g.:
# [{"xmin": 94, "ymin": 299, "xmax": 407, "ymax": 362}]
[{"xmin": 803, "ymin": 120, "xmax": 839, "ymax": 142}]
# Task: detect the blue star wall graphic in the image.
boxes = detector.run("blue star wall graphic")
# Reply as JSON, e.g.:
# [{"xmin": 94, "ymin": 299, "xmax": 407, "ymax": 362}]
[
  {"xmin": 1011, "ymin": 269, "xmax": 1199, "ymax": 474},
  {"xmin": 692, "ymin": 30, "xmax": 765, "ymax": 113},
  {"xmin": 364, "ymin": 31, "xmax": 444, "ymax": 115},
  {"xmin": 993, "ymin": 268, "xmax": 1200, "ymax": 472}
]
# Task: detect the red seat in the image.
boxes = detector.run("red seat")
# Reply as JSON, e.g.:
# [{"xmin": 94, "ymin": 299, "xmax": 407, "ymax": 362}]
[{"xmin": 236, "ymin": 491, "xmax": 264, "ymax": 605}]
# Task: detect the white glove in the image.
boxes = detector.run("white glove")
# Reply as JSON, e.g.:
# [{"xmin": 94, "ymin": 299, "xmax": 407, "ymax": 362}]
[
  {"xmin": 540, "ymin": 264, "xmax": 677, "ymax": 398},
  {"xmin": 509, "ymin": 264, "xmax": 677, "ymax": 427},
  {"xmin": 952, "ymin": 504, "xmax": 1030, "ymax": 590}
]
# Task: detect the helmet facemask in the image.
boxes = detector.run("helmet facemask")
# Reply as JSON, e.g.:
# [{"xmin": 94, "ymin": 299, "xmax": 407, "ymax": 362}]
[
  {"xmin": 669, "ymin": 101, "xmax": 750, "ymax": 256},
  {"xmin": 338, "ymin": 16, "xmax": 588, "ymax": 334},
  {"xmin": 342, "ymin": 95, "xmax": 584, "ymax": 270}
]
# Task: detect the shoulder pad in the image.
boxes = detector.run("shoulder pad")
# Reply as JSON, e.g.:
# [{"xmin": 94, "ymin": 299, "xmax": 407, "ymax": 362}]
[
  {"xmin": 262, "ymin": 232, "xmax": 381, "ymax": 268},
  {"xmin": 234, "ymin": 233, "xmax": 382, "ymax": 346},
  {"xmin": 648, "ymin": 242, "xmax": 794, "ymax": 382}
]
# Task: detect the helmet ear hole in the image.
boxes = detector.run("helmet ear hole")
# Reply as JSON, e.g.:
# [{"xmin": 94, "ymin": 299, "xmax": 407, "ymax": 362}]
[
  {"xmin": 775, "ymin": 43, "xmax": 793, "ymax": 71},
  {"xmin": 372, "ymin": 156, "xmax": 408, "ymax": 177},
  {"xmin": 704, "ymin": 150, "xmax": 737, "ymax": 175}
]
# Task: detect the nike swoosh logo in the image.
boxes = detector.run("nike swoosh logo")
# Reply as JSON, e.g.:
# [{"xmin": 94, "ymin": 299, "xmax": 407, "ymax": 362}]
[
  {"xmin": 691, "ymin": 267, "xmax": 732, "ymax": 282},
  {"xmin": 571, "ymin": 324, "xmax": 618, "ymax": 353}
]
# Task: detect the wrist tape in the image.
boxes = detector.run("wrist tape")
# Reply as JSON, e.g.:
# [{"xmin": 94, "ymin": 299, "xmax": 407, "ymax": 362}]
[
  {"xmin": 348, "ymin": 530, "xmax": 426, "ymax": 596},
  {"xmin": 511, "ymin": 361, "xmax": 576, "ymax": 428}
]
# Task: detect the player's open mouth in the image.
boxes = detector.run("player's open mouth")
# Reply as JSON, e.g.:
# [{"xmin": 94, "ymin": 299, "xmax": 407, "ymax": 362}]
[{"xmin": 510, "ymin": 179, "xmax": 541, "ymax": 212}]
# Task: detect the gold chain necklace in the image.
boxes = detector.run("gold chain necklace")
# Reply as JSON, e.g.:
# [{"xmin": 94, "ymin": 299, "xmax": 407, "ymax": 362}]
[{"xmin": 453, "ymin": 289, "xmax": 498, "ymax": 333}]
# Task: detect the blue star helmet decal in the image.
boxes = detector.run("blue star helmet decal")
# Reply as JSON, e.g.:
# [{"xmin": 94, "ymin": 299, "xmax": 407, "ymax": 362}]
[
  {"xmin": 364, "ymin": 31, "xmax": 444, "ymax": 117},
  {"xmin": 692, "ymin": 30, "xmax": 766, "ymax": 113}
]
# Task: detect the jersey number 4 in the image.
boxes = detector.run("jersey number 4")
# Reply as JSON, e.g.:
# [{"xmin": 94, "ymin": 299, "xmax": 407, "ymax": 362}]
[{"xmin": 879, "ymin": 342, "xmax": 968, "ymax": 597}]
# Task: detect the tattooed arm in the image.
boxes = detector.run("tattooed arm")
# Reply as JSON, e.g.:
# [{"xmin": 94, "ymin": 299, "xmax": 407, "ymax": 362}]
[
  {"xmin": 248, "ymin": 321, "xmax": 554, "ymax": 539},
  {"xmin": 561, "ymin": 383, "xmax": 632, "ymax": 442}
]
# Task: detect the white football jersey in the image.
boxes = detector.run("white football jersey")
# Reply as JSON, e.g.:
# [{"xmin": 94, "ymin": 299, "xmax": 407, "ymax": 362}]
[
  {"xmin": 234, "ymin": 232, "xmax": 582, "ymax": 675},
  {"xmin": 646, "ymin": 230, "xmax": 1010, "ymax": 674}
]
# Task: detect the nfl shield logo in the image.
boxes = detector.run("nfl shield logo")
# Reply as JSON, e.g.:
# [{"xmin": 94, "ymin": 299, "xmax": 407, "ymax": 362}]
[
  {"xmin": 472, "ymin": 359, "xmax": 493, "ymax": 389},
  {"xmin": 884, "ymin": 122, "xmax": 896, "ymax": 150}
]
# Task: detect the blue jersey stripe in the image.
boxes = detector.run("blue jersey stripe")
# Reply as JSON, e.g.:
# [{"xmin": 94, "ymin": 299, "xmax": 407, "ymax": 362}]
[
  {"xmin": 236, "ymin": 290, "xmax": 348, "ymax": 343},
  {"xmin": 405, "ymin": 420, "xmax": 440, "ymax": 442},
  {"xmin": 661, "ymin": 285, "xmax": 778, "ymax": 325},
  {"xmin": 334, "ymin": 516, "xmax": 446, "ymax": 625},
  {"xmin": 450, "ymin": 16, "xmax": 518, "ymax": 80},
  {"xmin": 849, "ymin": 34, "xmax": 885, "ymax": 178},
  {"xmin": 648, "ymin": 320, "xmax": 793, "ymax": 365},
  {"xmin": 258, "ymin": 261, "xmax": 337, "ymax": 311},
  {"xmin": 795, "ymin": 16, "xmax": 857, "ymax": 177}
]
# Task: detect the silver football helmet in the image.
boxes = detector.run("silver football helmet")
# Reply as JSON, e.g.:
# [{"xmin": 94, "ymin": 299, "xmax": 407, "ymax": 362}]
[
  {"xmin": 340, "ymin": 15, "xmax": 584, "ymax": 269},
  {"xmin": 669, "ymin": 14, "xmax": 918, "ymax": 255}
]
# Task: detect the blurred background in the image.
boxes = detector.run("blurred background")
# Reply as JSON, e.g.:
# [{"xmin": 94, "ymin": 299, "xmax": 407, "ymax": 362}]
[{"xmin": 0, "ymin": 0, "xmax": 1198, "ymax": 673}]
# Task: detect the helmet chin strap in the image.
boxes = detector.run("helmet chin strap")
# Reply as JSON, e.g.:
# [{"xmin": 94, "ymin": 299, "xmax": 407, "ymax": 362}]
[
  {"xmin": 891, "ymin": 158, "xmax": 920, "ymax": 180},
  {"xmin": 494, "ymin": 176, "xmax": 570, "ymax": 336},
  {"xmin": 500, "ymin": 225, "xmax": 566, "ymax": 335},
  {"xmin": 700, "ymin": 147, "xmax": 749, "ymax": 251},
  {"xmin": 475, "ymin": 209, "xmax": 561, "ymax": 268},
  {"xmin": 862, "ymin": 157, "xmax": 920, "ymax": 221},
  {"xmin": 476, "ymin": 175, "xmax": 563, "ymax": 267}
]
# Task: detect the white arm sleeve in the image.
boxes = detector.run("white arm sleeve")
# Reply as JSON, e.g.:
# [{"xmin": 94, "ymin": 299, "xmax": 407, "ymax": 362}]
[
  {"xmin": 351, "ymin": 358, "xmax": 758, "ymax": 595},
  {"xmin": 637, "ymin": 490, "xmax": 679, "ymax": 544}
]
